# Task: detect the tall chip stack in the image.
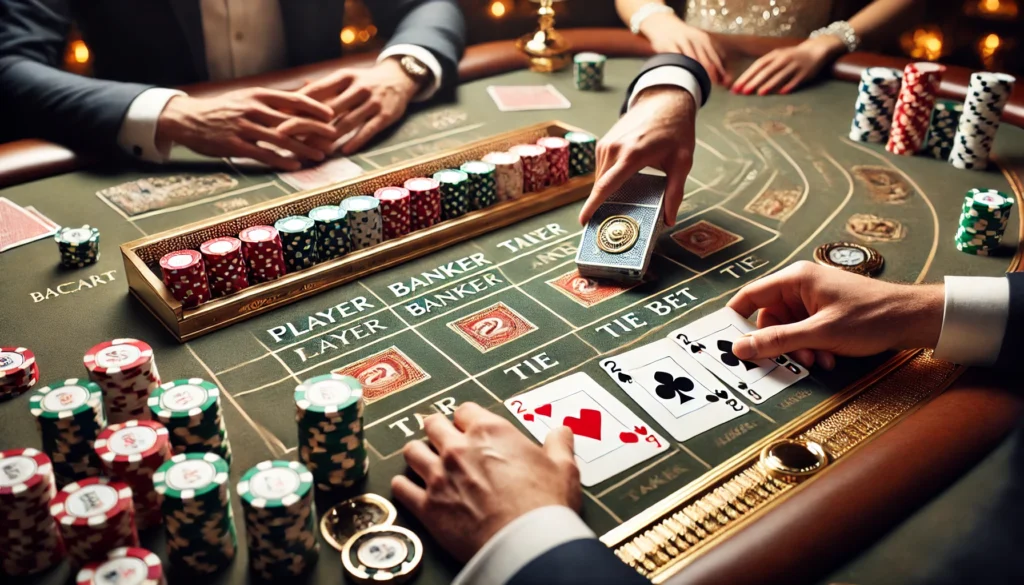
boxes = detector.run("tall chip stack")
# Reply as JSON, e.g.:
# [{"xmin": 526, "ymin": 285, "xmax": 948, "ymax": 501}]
[
  {"xmin": 886, "ymin": 62, "xmax": 944, "ymax": 155},
  {"xmin": 76, "ymin": 547, "xmax": 167, "ymax": 585},
  {"xmin": 433, "ymin": 169, "xmax": 471, "ymax": 220},
  {"xmin": 459, "ymin": 161, "xmax": 498, "ymax": 211},
  {"xmin": 510, "ymin": 144, "xmax": 549, "ymax": 192},
  {"xmin": 0, "ymin": 448, "xmax": 65, "ymax": 576},
  {"xmin": 51, "ymin": 477, "xmax": 140, "ymax": 567},
  {"xmin": 153, "ymin": 453, "xmax": 236, "ymax": 575},
  {"xmin": 275, "ymin": 216, "xmax": 320, "ymax": 272},
  {"xmin": 1, "ymin": 346, "xmax": 39, "ymax": 401},
  {"xmin": 404, "ymin": 177, "xmax": 442, "ymax": 230},
  {"xmin": 482, "ymin": 151, "xmax": 525, "ymax": 202},
  {"xmin": 848, "ymin": 67, "xmax": 902, "ymax": 143},
  {"xmin": 565, "ymin": 131, "xmax": 597, "ymax": 176},
  {"xmin": 200, "ymin": 237, "xmax": 250, "ymax": 298},
  {"xmin": 573, "ymin": 52, "xmax": 606, "ymax": 91},
  {"xmin": 342, "ymin": 196, "xmax": 383, "ymax": 250},
  {"xmin": 308, "ymin": 205, "xmax": 351, "ymax": 260},
  {"xmin": 94, "ymin": 420, "xmax": 172, "ymax": 530},
  {"xmin": 149, "ymin": 378, "xmax": 232, "ymax": 464},
  {"xmin": 955, "ymin": 188, "xmax": 1015, "ymax": 255},
  {"xmin": 948, "ymin": 72, "xmax": 1016, "ymax": 171},
  {"xmin": 374, "ymin": 187, "xmax": 412, "ymax": 240},
  {"xmin": 84, "ymin": 338, "xmax": 160, "ymax": 424},
  {"xmin": 924, "ymin": 99, "xmax": 963, "ymax": 160},
  {"xmin": 294, "ymin": 374, "xmax": 368, "ymax": 492},
  {"xmin": 55, "ymin": 225, "xmax": 101, "ymax": 268},
  {"xmin": 239, "ymin": 225, "xmax": 288, "ymax": 283},
  {"xmin": 30, "ymin": 378, "xmax": 107, "ymax": 486},
  {"xmin": 536, "ymin": 136, "xmax": 570, "ymax": 186},
  {"xmin": 159, "ymin": 250, "xmax": 211, "ymax": 308},
  {"xmin": 237, "ymin": 460, "xmax": 319, "ymax": 579}
]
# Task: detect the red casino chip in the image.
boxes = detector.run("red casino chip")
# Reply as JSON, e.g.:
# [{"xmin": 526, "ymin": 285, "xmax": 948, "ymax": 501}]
[
  {"xmin": 510, "ymin": 144, "xmax": 548, "ymax": 193},
  {"xmin": 51, "ymin": 477, "xmax": 133, "ymax": 527},
  {"xmin": 239, "ymin": 225, "xmax": 287, "ymax": 283},
  {"xmin": 404, "ymin": 178, "xmax": 441, "ymax": 230},
  {"xmin": 0, "ymin": 347, "xmax": 35, "ymax": 379},
  {"xmin": 84, "ymin": 339, "xmax": 152, "ymax": 376},
  {"xmin": 77, "ymin": 547, "xmax": 165, "ymax": 585},
  {"xmin": 158, "ymin": 250, "xmax": 211, "ymax": 308},
  {"xmin": 94, "ymin": 420, "xmax": 169, "ymax": 467},
  {"xmin": 375, "ymin": 186, "xmax": 412, "ymax": 239},
  {"xmin": 200, "ymin": 236, "xmax": 249, "ymax": 297},
  {"xmin": 886, "ymin": 62, "xmax": 944, "ymax": 155},
  {"xmin": 0, "ymin": 447, "xmax": 52, "ymax": 496},
  {"xmin": 536, "ymin": 136, "xmax": 570, "ymax": 186}
]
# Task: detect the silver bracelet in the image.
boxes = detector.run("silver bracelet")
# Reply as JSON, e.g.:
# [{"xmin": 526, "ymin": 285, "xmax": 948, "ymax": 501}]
[
  {"xmin": 630, "ymin": 3, "xmax": 675, "ymax": 35},
  {"xmin": 809, "ymin": 21, "xmax": 859, "ymax": 53}
]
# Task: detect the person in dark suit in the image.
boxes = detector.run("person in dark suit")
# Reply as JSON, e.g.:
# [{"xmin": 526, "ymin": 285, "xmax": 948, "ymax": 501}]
[{"xmin": 0, "ymin": 0, "xmax": 465, "ymax": 170}]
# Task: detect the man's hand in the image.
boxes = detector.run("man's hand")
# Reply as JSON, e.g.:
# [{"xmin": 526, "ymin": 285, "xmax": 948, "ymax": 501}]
[
  {"xmin": 155, "ymin": 89, "xmax": 339, "ymax": 171},
  {"xmin": 579, "ymin": 87, "xmax": 696, "ymax": 227},
  {"xmin": 726, "ymin": 261, "xmax": 945, "ymax": 369},
  {"xmin": 300, "ymin": 59, "xmax": 420, "ymax": 155},
  {"xmin": 640, "ymin": 13, "xmax": 730, "ymax": 85},
  {"xmin": 731, "ymin": 35, "xmax": 845, "ymax": 96},
  {"xmin": 391, "ymin": 403, "xmax": 580, "ymax": 563}
]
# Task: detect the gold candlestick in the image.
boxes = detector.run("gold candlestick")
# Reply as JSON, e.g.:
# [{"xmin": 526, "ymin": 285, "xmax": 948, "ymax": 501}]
[{"xmin": 516, "ymin": 0, "xmax": 571, "ymax": 72}]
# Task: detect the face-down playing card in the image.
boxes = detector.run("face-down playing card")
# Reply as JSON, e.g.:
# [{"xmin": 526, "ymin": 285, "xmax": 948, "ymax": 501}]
[
  {"xmin": 601, "ymin": 338, "xmax": 748, "ymax": 442},
  {"xmin": 669, "ymin": 308, "xmax": 808, "ymax": 404},
  {"xmin": 504, "ymin": 372, "xmax": 668, "ymax": 486}
]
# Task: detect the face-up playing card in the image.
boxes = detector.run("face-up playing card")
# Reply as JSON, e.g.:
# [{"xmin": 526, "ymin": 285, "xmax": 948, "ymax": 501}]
[
  {"xmin": 486, "ymin": 85, "xmax": 572, "ymax": 112},
  {"xmin": 600, "ymin": 338, "xmax": 748, "ymax": 442},
  {"xmin": 669, "ymin": 308, "xmax": 808, "ymax": 404},
  {"xmin": 505, "ymin": 372, "xmax": 668, "ymax": 486},
  {"xmin": 0, "ymin": 197, "xmax": 59, "ymax": 252},
  {"xmin": 278, "ymin": 156, "xmax": 365, "ymax": 191}
]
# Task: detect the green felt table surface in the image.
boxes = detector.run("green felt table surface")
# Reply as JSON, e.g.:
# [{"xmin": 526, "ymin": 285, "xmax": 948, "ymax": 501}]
[{"xmin": 1, "ymin": 58, "xmax": 1022, "ymax": 584}]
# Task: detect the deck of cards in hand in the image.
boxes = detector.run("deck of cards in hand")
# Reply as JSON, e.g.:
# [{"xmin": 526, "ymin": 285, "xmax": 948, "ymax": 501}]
[{"xmin": 575, "ymin": 171, "xmax": 666, "ymax": 282}]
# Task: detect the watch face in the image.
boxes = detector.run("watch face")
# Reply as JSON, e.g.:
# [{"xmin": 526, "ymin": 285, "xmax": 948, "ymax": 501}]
[{"xmin": 828, "ymin": 246, "xmax": 866, "ymax": 266}]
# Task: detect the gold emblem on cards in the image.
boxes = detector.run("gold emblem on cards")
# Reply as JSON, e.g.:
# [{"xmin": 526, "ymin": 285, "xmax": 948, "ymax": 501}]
[{"xmin": 597, "ymin": 215, "xmax": 640, "ymax": 254}]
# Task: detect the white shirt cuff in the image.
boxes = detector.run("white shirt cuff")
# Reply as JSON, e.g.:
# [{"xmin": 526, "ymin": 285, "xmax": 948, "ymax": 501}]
[
  {"xmin": 628, "ymin": 65, "xmax": 703, "ymax": 111},
  {"xmin": 452, "ymin": 505, "xmax": 596, "ymax": 585},
  {"xmin": 933, "ymin": 275, "xmax": 1011, "ymax": 366},
  {"xmin": 377, "ymin": 44, "xmax": 443, "ymax": 102},
  {"xmin": 116, "ymin": 88, "xmax": 186, "ymax": 163}
]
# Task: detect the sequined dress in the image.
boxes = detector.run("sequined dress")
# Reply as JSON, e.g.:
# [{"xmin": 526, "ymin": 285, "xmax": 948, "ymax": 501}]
[{"xmin": 682, "ymin": 0, "xmax": 833, "ymax": 37}]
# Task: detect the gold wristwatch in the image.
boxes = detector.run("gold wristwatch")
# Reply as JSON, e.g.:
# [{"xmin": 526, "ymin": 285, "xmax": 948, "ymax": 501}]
[{"xmin": 398, "ymin": 55, "xmax": 433, "ymax": 89}]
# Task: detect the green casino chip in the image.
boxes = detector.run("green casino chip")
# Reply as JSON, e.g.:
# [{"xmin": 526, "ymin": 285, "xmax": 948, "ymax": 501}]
[
  {"xmin": 238, "ymin": 460, "xmax": 313, "ymax": 509},
  {"xmin": 153, "ymin": 452, "xmax": 230, "ymax": 501},
  {"xmin": 294, "ymin": 374, "xmax": 362, "ymax": 416},
  {"xmin": 29, "ymin": 379, "xmax": 103, "ymax": 419},
  {"xmin": 149, "ymin": 379, "xmax": 219, "ymax": 419}
]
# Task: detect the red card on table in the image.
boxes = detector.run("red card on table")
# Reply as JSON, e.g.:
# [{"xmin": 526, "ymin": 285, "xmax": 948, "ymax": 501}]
[{"xmin": 0, "ymin": 197, "xmax": 58, "ymax": 253}]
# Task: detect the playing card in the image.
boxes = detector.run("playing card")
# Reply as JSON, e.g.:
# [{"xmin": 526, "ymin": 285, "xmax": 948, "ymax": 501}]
[
  {"xmin": 505, "ymin": 372, "xmax": 668, "ymax": 486},
  {"xmin": 333, "ymin": 346, "xmax": 429, "ymax": 402},
  {"xmin": 669, "ymin": 308, "xmax": 808, "ymax": 403},
  {"xmin": 486, "ymin": 85, "xmax": 572, "ymax": 112},
  {"xmin": 0, "ymin": 197, "xmax": 59, "ymax": 252},
  {"xmin": 600, "ymin": 338, "xmax": 748, "ymax": 442},
  {"xmin": 278, "ymin": 156, "xmax": 364, "ymax": 191}
]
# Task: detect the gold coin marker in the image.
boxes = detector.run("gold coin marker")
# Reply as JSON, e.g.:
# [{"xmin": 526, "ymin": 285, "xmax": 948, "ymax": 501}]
[
  {"xmin": 760, "ymin": 439, "xmax": 828, "ymax": 483},
  {"xmin": 813, "ymin": 241, "xmax": 884, "ymax": 276},
  {"xmin": 320, "ymin": 493, "xmax": 397, "ymax": 552},
  {"xmin": 597, "ymin": 215, "xmax": 640, "ymax": 254}
]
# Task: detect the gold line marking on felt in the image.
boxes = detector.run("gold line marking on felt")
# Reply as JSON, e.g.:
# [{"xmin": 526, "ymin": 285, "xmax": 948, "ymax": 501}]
[
  {"xmin": 584, "ymin": 489, "xmax": 624, "ymax": 524},
  {"xmin": 596, "ymin": 449, "xmax": 681, "ymax": 499},
  {"xmin": 706, "ymin": 125, "xmax": 745, "ymax": 159},
  {"xmin": 735, "ymin": 123, "xmax": 810, "ymax": 226},
  {"xmin": 251, "ymin": 333, "xmax": 302, "ymax": 386},
  {"xmin": 678, "ymin": 444, "xmax": 712, "ymax": 470},
  {"xmin": 749, "ymin": 407, "xmax": 776, "ymax": 424}
]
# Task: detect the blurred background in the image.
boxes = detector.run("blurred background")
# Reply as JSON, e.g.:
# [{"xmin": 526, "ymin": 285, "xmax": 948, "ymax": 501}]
[{"xmin": 62, "ymin": 0, "xmax": 1022, "ymax": 77}]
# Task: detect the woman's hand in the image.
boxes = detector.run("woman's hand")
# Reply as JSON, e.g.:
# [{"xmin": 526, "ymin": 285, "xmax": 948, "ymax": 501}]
[
  {"xmin": 732, "ymin": 35, "xmax": 845, "ymax": 96},
  {"xmin": 639, "ymin": 14, "xmax": 730, "ymax": 85}
]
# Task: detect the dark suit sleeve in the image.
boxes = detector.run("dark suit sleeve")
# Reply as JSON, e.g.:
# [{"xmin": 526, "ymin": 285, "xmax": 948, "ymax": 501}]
[
  {"xmin": 621, "ymin": 53, "xmax": 712, "ymax": 114},
  {"xmin": 507, "ymin": 538, "xmax": 649, "ymax": 585},
  {"xmin": 366, "ymin": 0, "xmax": 465, "ymax": 95},
  {"xmin": 0, "ymin": 0, "xmax": 152, "ymax": 151},
  {"xmin": 994, "ymin": 272, "xmax": 1024, "ymax": 369}
]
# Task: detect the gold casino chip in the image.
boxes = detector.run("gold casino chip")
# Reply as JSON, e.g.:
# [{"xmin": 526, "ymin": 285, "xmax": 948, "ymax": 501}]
[
  {"xmin": 596, "ymin": 215, "xmax": 640, "ymax": 254},
  {"xmin": 813, "ymin": 242, "xmax": 884, "ymax": 276}
]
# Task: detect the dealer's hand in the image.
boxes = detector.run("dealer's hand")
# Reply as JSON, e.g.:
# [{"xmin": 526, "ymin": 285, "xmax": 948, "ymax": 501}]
[
  {"xmin": 732, "ymin": 35, "xmax": 845, "ymax": 96},
  {"xmin": 726, "ymin": 261, "xmax": 944, "ymax": 369},
  {"xmin": 155, "ymin": 89, "xmax": 339, "ymax": 171},
  {"xmin": 299, "ymin": 59, "xmax": 421, "ymax": 155},
  {"xmin": 580, "ymin": 86, "xmax": 696, "ymax": 227},
  {"xmin": 391, "ymin": 403, "xmax": 581, "ymax": 563},
  {"xmin": 639, "ymin": 13, "xmax": 730, "ymax": 85}
]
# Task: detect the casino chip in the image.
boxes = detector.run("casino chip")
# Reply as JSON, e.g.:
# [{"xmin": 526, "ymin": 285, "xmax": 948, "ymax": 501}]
[
  {"xmin": 55, "ymin": 225, "xmax": 100, "ymax": 268},
  {"xmin": 0, "ymin": 448, "xmax": 65, "ymax": 575},
  {"xmin": 320, "ymin": 493, "xmax": 398, "ymax": 552},
  {"xmin": 237, "ymin": 460, "xmax": 319, "ymax": 579},
  {"xmin": 813, "ymin": 242, "xmax": 884, "ymax": 276},
  {"xmin": 573, "ymin": 52, "xmax": 606, "ymax": 91},
  {"xmin": 342, "ymin": 196, "xmax": 384, "ymax": 250},
  {"xmin": 341, "ymin": 525, "xmax": 423, "ymax": 584},
  {"xmin": 94, "ymin": 420, "xmax": 172, "ymax": 530},
  {"xmin": 84, "ymin": 338, "xmax": 160, "ymax": 424},
  {"xmin": 276, "ymin": 215, "xmax": 321, "ymax": 272},
  {"xmin": 1, "ymin": 346, "xmax": 39, "ymax": 402},
  {"xmin": 29, "ymin": 378, "xmax": 107, "ymax": 486},
  {"xmin": 51, "ymin": 477, "xmax": 140, "ymax": 567},
  {"xmin": 309, "ymin": 205, "xmax": 351, "ymax": 260},
  {"xmin": 404, "ymin": 178, "xmax": 442, "ymax": 231},
  {"xmin": 509, "ymin": 144, "xmax": 548, "ymax": 193},
  {"xmin": 565, "ymin": 131, "xmax": 597, "ymax": 177},
  {"xmin": 955, "ymin": 188, "xmax": 1014, "ymax": 254},
  {"xmin": 459, "ymin": 161, "xmax": 498, "ymax": 211},
  {"xmin": 200, "ymin": 236, "xmax": 250, "ymax": 298},
  {"xmin": 482, "ymin": 152, "xmax": 525, "ymax": 202},
  {"xmin": 239, "ymin": 225, "xmax": 288, "ymax": 283},
  {"xmin": 848, "ymin": 67, "xmax": 901, "ymax": 144},
  {"xmin": 886, "ymin": 62, "xmax": 944, "ymax": 156},
  {"xmin": 148, "ymin": 378, "xmax": 233, "ymax": 464},
  {"xmin": 76, "ymin": 547, "xmax": 167, "ymax": 585},
  {"xmin": 375, "ymin": 187, "xmax": 413, "ymax": 240},
  {"xmin": 433, "ymin": 169, "xmax": 471, "ymax": 220},
  {"xmin": 159, "ymin": 249, "xmax": 211, "ymax": 308},
  {"xmin": 294, "ymin": 374, "xmax": 368, "ymax": 491},
  {"xmin": 923, "ymin": 99, "xmax": 963, "ymax": 161},
  {"xmin": 153, "ymin": 452, "xmax": 236, "ymax": 574},
  {"xmin": 948, "ymin": 72, "xmax": 1016, "ymax": 171},
  {"xmin": 536, "ymin": 136, "xmax": 570, "ymax": 187}
]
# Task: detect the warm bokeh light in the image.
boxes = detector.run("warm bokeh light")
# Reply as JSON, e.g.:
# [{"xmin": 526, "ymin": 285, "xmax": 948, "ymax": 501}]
[
  {"xmin": 968, "ymin": 0, "xmax": 1018, "ymax": 17},
  {"xmin": 71, "ymin": 40, "xmax": 90, "ymax": 64},
  {"xmin": 358, "ymin": 30, "xmax": 370, "ymax": 42},
  {"xmin": 490, "ymin": 1, "xmax": 507, "ymax": 17},
  {"xmin": 340, "ymin": 27, "xmax": 357, "ymax": 45},
  {"xmin": 900, "ymin": 26, "xmax": 945, "ymax": 61},
  {"xmin": 978, "ymin": 32, "xmax": 1005, "ymax": 65}
]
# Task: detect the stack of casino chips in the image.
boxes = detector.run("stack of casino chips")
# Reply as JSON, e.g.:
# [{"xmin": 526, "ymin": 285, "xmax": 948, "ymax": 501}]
[
  {"xmin": 923, "ymin": 99, "xmax": 963, "ymax": 160},
  {"xmin": 149, "ymin": 378, "xmax": 232, "ymax": 465},
  {"xmin": 342, "ymin": 196, "xmax": 384, "ymax": 250},
  {"xmin": 275, "ymin": 216, "xmax": 320, "ymax": 272},
  {"xmin": 482, "ymin": 151, "xmax": 525, "ymax": 202},
  {"xmin": 200, "ymin": 236, "xmax": 250, "ymax": 298},
  {"xmin": 294, "ymin": 374, "xmax": 368, "ymax": 492},
  {"xmin": 886, "ymin": 62, "xmax": 944, "ymax": 155},
  {"xmin": 537, "ymin": 136, "xmax": 570, "ymax": 186},
  {"xmin": 955, "ymin": 188, "xmax": 1014, "ymax": 255},
  {"xmin": 239, "ymin": 225, "xmax": 288, "ymax": 283},
  {"xmin": 404, "ymin": 177, "xmax": 442, "ymax": 230},
  {"xmin": 459, "ymin": 161, "xmax": 498, "ymax": 211},
  {"xmin": 948, "ymin": 72, "xmax": 1017, "ymax": 171},
  {"xmin": 565, "ymin": 131, "xmax": 597, "ymax": 176},
  {"xmin": 237, "ymin": 460, "xmax": 319, "ymax": 579},
  {"xmin": 1, "ymin": 346, "xmax": 39, "ymax": 402},
  {"xmin": 848, "ymin": 67, "xmax": 902, "ymax": 143},
  {"xmin": 84, "ymin": 338, "xmax": 160, "ymax": 424},
  {"xmin": 51, "ymin": 477, "xmax": 140, "ymax": 567},
  {"xmin": 76, "ymin": 547, "xmax": 167, "ymax": 585},
  {"xmin": 0, "ymin": 448, "xmax": 65, "ymax": 576},
  {"xmin": 309, "ymin": 205, "xmax": 350, "ymax": 260},
  {"xmin": 153, "ymin": 453, "xmax": 237, "ymax": 575},
  {"xmin": 510, "ymin": 144, "xmax": 549, "ymax": 192},
  {"xmin": 94, "ymin": 420, "xmax": 172, "ymax": 530},
  {"xmin": 573, "ymin": 52, "xmax": 606, "ymax": 91},
  {"xmin": 159, "ymin": 250, "xmax": 211, "ymax": 308},
  {"xmin": 375, "ymin": 187, "xmax": 412, "ymax": 240},
  {"xmin": 55, "ymin": 225, "xmax": 101, "ymax": 268},
  {"xmin": 30, "ymin": 378, "xmax": 107, "ymax": 487},
  {"xmin": 433, "ymin": 169, "xmax": 471, "ymax": 220}
]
